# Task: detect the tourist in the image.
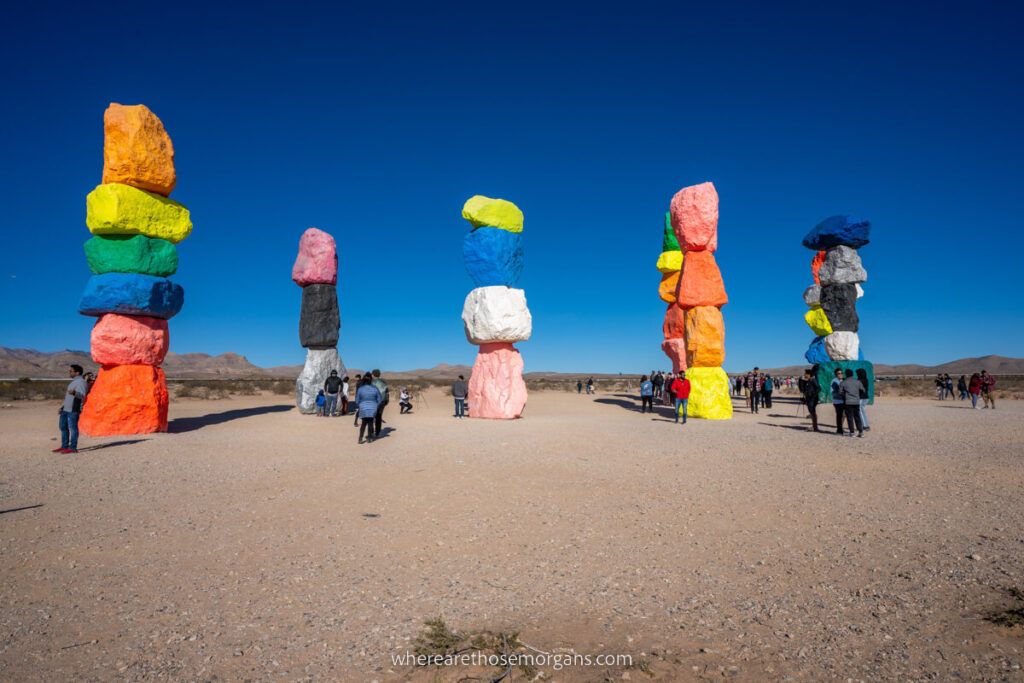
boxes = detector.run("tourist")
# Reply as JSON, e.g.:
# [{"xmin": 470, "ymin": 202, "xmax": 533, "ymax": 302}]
[
  {"xmin": 352, "ymin": 374, "xmax": 363, "ymax": 426},
  {"xmin": 451, "ymin": 374, "xmax": 468, "ymax": 418},
  {"xmin": 371, "ymin": 369, "xmax": 389, "ymax": 433},
  {"xmin": 639, "ymin": 375, "xmax": 654, "ymax": 413},
  {"xmin": 934, "ymin": 374, "xmax": 945, "ymax": 400},
  {"xmin": 669, "ymin": 371, "xmax": 691, "ymax": 424},
  {"xmin": 652, "ymin": 371, "xmax": 664, "ymax": 399},
  {"xmin": 957, "ymin": 375, "xmax": 968, "ymax": 401},
  {"xmin": 734, "ymin": 375, "xmax": 743, "ymax": 398},
  {"xmin": 586, "ymin": 377, "xmax": 594, "ymax": 394},
  {"xmin": 763, "ymin": 374, "xmax": 774, "ymax": 408},
  {"xmin": 980, "ymin": 370, "xmax": 996, "ymax": 409},
  {"xmin": 55, "ymin": 364, "xmax": 88, "ymax": 454},
  {"xmin": 749, "ymin": 370, "xmax": 762, "ymax": 414},
  {"xmin": 83, "ymin": 371, "xmax": 96, "ymax": 396},
  {"xmin": 798, "ymin": 369, "xmax": 820, "ymax": 432},
  {"xmin": 340, "ymin": 375, "xmax": 350, "ymax": 415},
  {"xmin": 968, "ymin": 372, "xmax": 982, "ymax": 408},
  {"xmin": 323, "ymin": 369, "xmax": 342, "ymax": 416},
  {"xmin": 315, "ymin": 389, "xmax": 325, "ymax": 417},
  {"xmin": 840, "ymin": 369, "xmax": 865, "ymax": 437},
  {"xmin": 856, "ymin": 367, "xmax": 871, "ymax": 431},
  {"xmin": 576, "ymin": 379, "xmax": 583, "ymax": 394},
  {"xmin": 944, "ymin": 374, "xmax": 955, "ymax": 401},
  {"xmin": 830, "ymin": 368, "xmax": 845, "ymax": 434},
  {"xmin": 355, "ymin": 375, "xmax": 382, "ymax": 443},
  {"xmin": 398, "ymin": 386, "xmax": 413, "ymax": 414}
]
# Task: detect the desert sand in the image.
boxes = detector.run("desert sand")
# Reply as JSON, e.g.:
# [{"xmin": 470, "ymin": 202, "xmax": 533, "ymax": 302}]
[{"xmin": 1, "ymin": 389, "xmax": 1022, "ymax": 681}]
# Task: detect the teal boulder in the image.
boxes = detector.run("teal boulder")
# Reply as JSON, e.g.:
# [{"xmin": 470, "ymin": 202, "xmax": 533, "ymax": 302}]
[
  {"xmin": 815, "ymin": 360, "xmax": 874, "ymax": 405},
  {"xmin": 662, "ymin": 212, "xmax": 680, "ymax": 252},
  {"xmin": 84, "ymin": 235, "xmax": 178, "ymax": 276}
]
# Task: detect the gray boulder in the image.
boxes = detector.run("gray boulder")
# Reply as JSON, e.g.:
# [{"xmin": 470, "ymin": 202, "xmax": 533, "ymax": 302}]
[
  {"xmin": 296, "ymin": 347, "xmax": 345, "ymax": 413},
  {"xmin": 818, "ymin": 245, "xmax": 867, "ymax": 284},
  {"xmin": 802, "ymin": 284, "xmax": 821, "ymax": 307}
]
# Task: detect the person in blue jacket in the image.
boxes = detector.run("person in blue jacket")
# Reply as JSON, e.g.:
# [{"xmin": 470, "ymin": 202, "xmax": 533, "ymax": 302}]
[
  {"xmin": 639, "ymin": 375, "xmax": 654, "ymax": 413},
  {"xmin": 355, "ymin": 375, "xmax": 382, "ymax": 444}
]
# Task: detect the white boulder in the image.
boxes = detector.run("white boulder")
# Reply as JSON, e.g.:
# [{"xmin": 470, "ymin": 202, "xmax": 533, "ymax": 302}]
[
  {"xmin": 462, "ymin": 286, "xmax": 532, "ymax": 345},
  {"xmin": 802, "ymin": 284, "xmax": 821, "ymax": 306},
  {"xmin": 825, "ymin": 331, "xmax": 859, "ymax": 361}
]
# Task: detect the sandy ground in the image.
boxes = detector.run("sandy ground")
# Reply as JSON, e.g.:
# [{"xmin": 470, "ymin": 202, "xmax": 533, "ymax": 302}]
[{"xmin": 1, "ymin": 389, "xmax": 1022, "ymax": 682}]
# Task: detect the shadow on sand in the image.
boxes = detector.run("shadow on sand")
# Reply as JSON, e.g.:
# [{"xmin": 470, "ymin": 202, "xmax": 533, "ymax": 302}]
[
  {"xmin": 0, "ymin": 504, "xmax": 44, "ymax": 515},
  {"xmin": 168, "ymin": 404, "xmax": 293, "ymax": 433},
  {"xmin": 78, "ymin": 439, "xmax": 150, "ymax": 452}
]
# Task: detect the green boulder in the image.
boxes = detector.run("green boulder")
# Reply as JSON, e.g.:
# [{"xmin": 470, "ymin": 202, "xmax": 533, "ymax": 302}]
[
  {"xmin": 662, "ymin": 212, "xmax": 680, "ymax": 252},
  {"xmin": 816, "ymin": 360, "xmax": 874, "ymax": 405},
  {"xmin": 84, "ymin": 235, "xmax": 178, "ymax": 276}
]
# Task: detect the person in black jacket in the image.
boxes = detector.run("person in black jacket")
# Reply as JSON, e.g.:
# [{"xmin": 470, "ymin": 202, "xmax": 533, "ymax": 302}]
[
  {"xmin": 323, "ymin": 370, "xmax": 343, "ymax": 417},
  {"xmin": 798, "ymin": 369, "xmax": 821, "ymax": 432}
]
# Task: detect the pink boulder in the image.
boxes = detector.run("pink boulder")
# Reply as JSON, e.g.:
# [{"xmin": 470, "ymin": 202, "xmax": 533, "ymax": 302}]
[
  {"xmin": 292, "ymin": 227, "xmax": 338, "ymax": 286},
  {"xmin": 91, "ymin": 313, "xmax": 169, "ymax": 366},
  {"xmin": 468, "ymin": 342, "xmax": 527, "ymax": 419},
  {"xmin": 670, "ymin": 182, "xmax": 718, "ymax": 252},
  {"xmin": 661, "ymin": 338, "xmax": 689, "ymax": 374}
]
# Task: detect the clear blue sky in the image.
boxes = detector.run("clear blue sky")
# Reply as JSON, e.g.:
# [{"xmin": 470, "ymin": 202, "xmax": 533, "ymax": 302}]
[{"xmin": 2, "ymin": 1, "xmax": 1022, "ymax": 372}]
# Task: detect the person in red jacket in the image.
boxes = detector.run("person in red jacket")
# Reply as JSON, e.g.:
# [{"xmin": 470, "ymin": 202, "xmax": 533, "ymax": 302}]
[{"xmin": 669, "ymin": 371, "xmax": 691, "ymax": 424}]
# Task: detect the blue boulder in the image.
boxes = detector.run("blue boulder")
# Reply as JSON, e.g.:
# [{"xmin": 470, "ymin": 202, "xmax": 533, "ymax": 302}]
[
  {"xmin": 804, "ymin": 336, "xmax": 830, "ymax": 364},
  {"xmin": 79, "ymin": 273, "xmax": 185, "ymax": 319},
  {"xmin": 802, "ymin": 215, "xmax": 871, "ymax": 250},
  {"xmin": 463, "ymin": 227, "xmax": 523, "ymax": 287}
]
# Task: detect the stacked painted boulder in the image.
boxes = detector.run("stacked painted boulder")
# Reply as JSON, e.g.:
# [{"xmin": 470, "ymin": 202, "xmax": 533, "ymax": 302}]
[
  {"xmin": 666, "ymin": 182, "xmax": 732, "ymax": 420},
  {"xmin": 657, "ymin": 212, "xmax": 686, "ymax": 372},
  {"xmin": 800, "ymin": 216, "xmax": 875, "ymax": 402},
  {"xmin": 461, "ymin": 195, "xmax": 529, "ymax": 419},
  {"xmin": 79, "ymin": 103, "xmax": 190, "ymax": 435},
  {"xmin": 293, "ymin": 228, "xmax": 344, "ymax": 413}
]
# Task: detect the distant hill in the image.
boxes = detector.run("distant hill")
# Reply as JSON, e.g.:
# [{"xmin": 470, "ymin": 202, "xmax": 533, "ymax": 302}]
[{"xmin": 2, "ymin": 347, "xmax": 1021, "ymax": 380}]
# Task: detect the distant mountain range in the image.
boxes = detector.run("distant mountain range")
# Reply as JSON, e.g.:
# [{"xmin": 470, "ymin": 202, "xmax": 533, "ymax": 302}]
[{"xmin": 1, "ymin": 347, "xmax": 1021, "ymax": 380}]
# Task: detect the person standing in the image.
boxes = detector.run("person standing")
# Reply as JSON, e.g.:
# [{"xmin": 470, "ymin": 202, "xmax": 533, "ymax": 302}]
[
  {"xmin": 763, "ymin": 374, "xmax": 774, "ymax": 409},
  {"xmin": 576, "ymin": 379, "xmax": 583, "ymax": 394},
  {"xmin": 355, "ymin": 375, "xmax": 382, "ymax": 443},
  {"xmin": 749, "ymin": 371, "xmax": 762, "ymax": 414},
  {"xmin": 371, "ymin": 369, "xmax": 389, "ymax": 435},
  {"xmin": 639, "ymin": 375, "xmax": 654, "ymax": 413},
  {"xmin": 652, "ymin": 371, "xmax": 664, "ymax": 400},
  {"xmin": 340, "ymin": 375, "xmax": 350, "ymax": 416},
  {"xmin": 352, "ymin": 374, "xmax": 363, "ymax": 426},
  {"xmin": 734, "ymin": 375, "xmax": 743, "ymax": 398},
  {"xmin": 669, "ymin": 371, "xmax": 691, "ymax": 424},
  {"xmin": 323, "ymin": 370, "xmax": 342, "ymax": 417},
  {"xmin": 798, "ymin": 369, "xmax": 821, "ymax": 432},
  {"xmin": 55, "ymin": 364, "xmax": 88, "ymax": 454},
  {"xmin": 830, "ymin": 368, "xmax": 845, "ymax": 434},
  {"xmin": 980, "ymin": 370, "xmax": 996, "ymax": 409},
  {"xmin": 586, "ymin": 377, "xmax": 594, "ymax": 394},
  {"xmin": 957, "ymin": 375, "xmax": 968, "ymax": 401},
  {"xmin": 451, "ymin": 375, "xmax": 468, "ymax": 418},
  {"xmin": 840, "ymin": 369, "xmax": 865, "ymax": 437},
  {"xmin": 856, "ymin": 367, "xmax": 871, "ymax": 431},
  {"xmin": 968, "ymin": 372, "xmax": 982, "ymax": 409}
]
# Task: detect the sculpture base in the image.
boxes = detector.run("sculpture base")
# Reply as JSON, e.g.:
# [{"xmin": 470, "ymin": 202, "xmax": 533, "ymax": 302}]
[{"xmin": 468, "ymin": 342, "xmax": 527, "ymax": 419}]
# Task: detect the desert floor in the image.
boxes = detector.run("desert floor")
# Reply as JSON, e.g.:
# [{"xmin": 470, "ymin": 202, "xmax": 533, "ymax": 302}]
[{"xmin": 1, "ymin": 389, "xmax": 1022, "ymax": 682}]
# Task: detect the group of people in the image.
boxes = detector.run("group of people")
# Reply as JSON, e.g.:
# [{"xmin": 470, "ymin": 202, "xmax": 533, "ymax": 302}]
[
  {"xmin": 639, "ymin": 371, "xmax": 692, "ymax": 423},
  {"xmin": 313, "ymin": 369, "xmax": 414, "ymax": 444},
  {"xmin": 734, "ymin": 369, "xmax": 779, "ymax": 413},
  {"xmin": 938, "ymin": 372, "xmax": 997, "ymax": 409},
  {"xmin": 575, "ymin": 377, "xmax": 595, "ymax": 394},
  {"xmin": 795, "ymin": 366, "xmax": 870, "ymax": 436}
]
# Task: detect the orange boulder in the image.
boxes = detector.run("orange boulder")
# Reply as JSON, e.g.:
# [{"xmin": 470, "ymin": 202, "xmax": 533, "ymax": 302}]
[
  {"xmin": 102, "ymin": 103, "xmax": 176, "ymax": 196},
  {"xmin": 80, "ymin": 365, "xmax": 169, "ymax": 435},
  {"xmin": 811, "ymin": 250, "xmax": 826, "ymax": 284},
  {"xmin": 658, "ymin": 271, "xmax": 680, "ymax": 303},
  {"xmin": 676, "ymin": 250, "xmax": 728, "ymax": 308},
  {"xmin": 684, "ymin": 305, "xmax": 725, "ymax": 367},
  {"xmin": 661, "ymin": 338, "xmax": 688, "ymax": 374},
  {"xmin": 662, "ymin": 303, "xmax": 686, "ymax": 339}
]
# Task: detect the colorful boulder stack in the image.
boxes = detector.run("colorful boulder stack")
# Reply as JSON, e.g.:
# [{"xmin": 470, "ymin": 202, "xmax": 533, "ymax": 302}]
[
  {"xmin": 292, "ymin": 228, "xmax": 343, "ymax": 414},
  {"xmin": 665, "ymin": 182, "xmax": 732, "ymax": 420},
  {"xmin": 460, "ymin": 195, "xmax": 530, "ymax": 419},
  {"xmin": 657, "ymin": 212, "xmax": 686, "ymax": 372},
  {"xmin": 79, "ymin": 103, "xmax": 190, "ymax": 435},
  {"xmin": 800, "ymin": 216, "xmax": 875, "ymax": 402}
]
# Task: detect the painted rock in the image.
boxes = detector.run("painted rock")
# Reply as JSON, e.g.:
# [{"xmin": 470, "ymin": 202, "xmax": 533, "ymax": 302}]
[
  {"xmin": 84, "ymin": 235, "xmax": 178, "ymax": 276},
  {"xmin": 102, "ymin": 103, "xmax": 176, "ymax": 196},
  {"xmin": 811, "ymin": 250, "xmax": 826, "ymax": 284},
  {"xmin": 819, "ymin": 283, "xmax": 859, "ymax": 332},
  {"xmin": 468, "ymin": 342, "xmax": 527, "ymax": 418},
  {"xmin": 802, "ymin": 284, "xmax": 821, "ymax": 307},
  {"xmin": 463, "ymin": 227, "xmax": 523, "ymax": 288},
  {"xmin": 80, "ymin": 364, "xmax": 169, "ymax": 435},
  {"xmin": 804, "ymin": 336, "xmax": 830, "ymax": 364},
  {"xmin": 818, "ymin": 245, "xmax": 867, "ymax": 284},
  {"xmin": 825, "ymin": 331, "xmax": 860, "ymax": 361},
  {"xmin": 816, "ymin": 360, "xmax": 874, "ymax": 404},
  {"xmin": 79, "ymin": 273, "xmax": 184, "ymax": 319},
  {"xmin": 662, "ymin": 212, "xmax": 680, "ymax": 252},
  {"xmin": 658, "ymin": 271, "xmax": 680, "ymax": 304},
  {"xmin": 292, "ymin": 228, "xmax": 338, "ymax": 286},
  {"xmin": 661, "ymin": 338, "xmax": 688, "ymax": 374},
  {"xmin": 670, "ymin": 181, "xmax": 718, "ymax": 252},
  {"xmin": 676, "ymin": 250, "xmax": 728, "ymax": 308},
  {"xmin": 462, "ymin": 195, "xmax": 524, "ymax": 233},
  {"xmin": 462, "ymin": 286, "xmax": 532, "ymax": 344},
  {"xmin": 295, "ymin": 347, "xmax": 345, "ymax": 413},
  {"xmin": 91, "ymin": 314, "xmax": 169, "ymax": 366},
  {"xmin": 662, "ymin": 303, "xmax": 686, "ymax": 339},
  {"xmin": 856, "ymin": 283, "xmax": 865, "ymax": 299},
  {"xmin": 683, "ymin": 366, "xmax": 733, "ymax": 420},
  {"xmin": 804, "ymin": 305, "xmax": 833, "ymax": 336},
  {"xmin": 684, "ymin": 305, "xmax": 725, "ymax": 367},
  {"xmin": 86, "ymin": 183, "xmax": 192, "ymax": 243},
  {"xmin": 299, "ymin": 284, "xmax": 340, "ymax": 348},
  {"xmin": 802, "ymin": 215, "xmax": 870, "ymax": 250},
  {"xmin": 656, "ymin": 250, "xmax": 683, "ymax": 274}
]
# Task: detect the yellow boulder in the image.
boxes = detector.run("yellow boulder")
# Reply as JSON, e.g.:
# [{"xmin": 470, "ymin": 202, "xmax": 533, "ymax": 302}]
[
  {"xmin": 804, "ymin": 305, "xmax": 833, "ymax": 336},
  {"xmin": 462, "ymin": 195, "xmax": 523, "ymax": 233},
  {"xmin": 86, "ymin": 183, "xmax": 192, "ymax": 243},
  {"xmin": 655, "ymin": 250, "xmax": 683, "ymax": 273},
  {"xmin": 684, "ymin": 366, "xmax": 733, "ymax": 420}
]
